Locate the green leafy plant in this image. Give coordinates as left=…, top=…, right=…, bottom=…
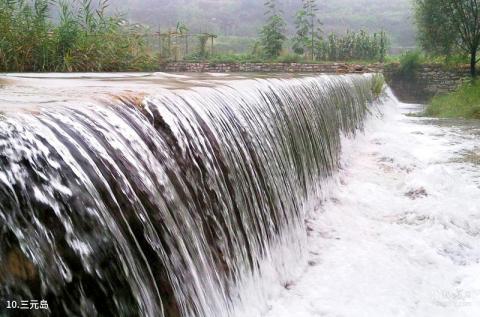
left=398, top=50, right=423, bottom=78
left=292, top=0, right=322, bottom=60
left=260, top=0, right=286, bottom=58
left=398, top=51, right=422, bottom=78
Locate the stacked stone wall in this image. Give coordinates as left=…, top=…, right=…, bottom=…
left=161, top=61, right=471, bottom=103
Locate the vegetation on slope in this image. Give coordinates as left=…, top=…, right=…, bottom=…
left=113, top=0, right=414, bottom=49
left=425, top=80, right=480, bottom=119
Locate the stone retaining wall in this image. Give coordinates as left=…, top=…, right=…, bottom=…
left=161, top=62, right=471, bottom=103
left=384, top=64, right=470, bottom=103
left=162, top=62, right=384, bottom=74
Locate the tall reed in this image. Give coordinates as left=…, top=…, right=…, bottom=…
left=0, top=0, right=156, bottom=72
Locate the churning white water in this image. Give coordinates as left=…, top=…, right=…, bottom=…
left=265, top=90, right=480, bottom=317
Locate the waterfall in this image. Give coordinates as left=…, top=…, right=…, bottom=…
left=0, top=74, right=378, bottom=317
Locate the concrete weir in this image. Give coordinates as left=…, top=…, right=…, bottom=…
left=0, top=73, right=378, bottom=317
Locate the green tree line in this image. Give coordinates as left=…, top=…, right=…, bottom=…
left=260, top=0, right=389, bottom=62
left=415, top=0, right=479, bottom=77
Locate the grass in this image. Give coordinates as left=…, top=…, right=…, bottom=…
left=385, top=51, right=471, bottom=75
left=371, top=74, right=386, bottom=99
left=185, top=52, right=387, bottom=65
left=424, top=80, right=480, bottom=119
left=0, top=0, right=156, bottom=72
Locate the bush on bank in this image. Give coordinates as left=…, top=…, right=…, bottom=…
left=385, top=50, right=473, bottom=78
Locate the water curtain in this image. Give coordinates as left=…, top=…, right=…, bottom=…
left=0, top=74, right=377, bottom=316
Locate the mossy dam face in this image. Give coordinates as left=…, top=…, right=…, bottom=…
left=0, top=73, right=380, bottom=317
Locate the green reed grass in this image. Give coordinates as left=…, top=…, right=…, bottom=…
left=0, top=0, right=156, bottom=72
left=371, top=73, right=385, bottom=99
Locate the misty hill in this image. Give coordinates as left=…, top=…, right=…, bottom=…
left=113, top=0, right=415, bottom=47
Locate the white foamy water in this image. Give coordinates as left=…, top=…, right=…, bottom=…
left=265, top=91, right=480, bottom=317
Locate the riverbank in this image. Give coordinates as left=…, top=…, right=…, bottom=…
left=425, top=80, right=480, bottom=120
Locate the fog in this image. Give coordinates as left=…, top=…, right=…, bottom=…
left=109, top=0, right=415, bottom=47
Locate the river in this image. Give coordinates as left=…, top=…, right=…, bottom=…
left=0, top=74, right=479, bottom=317
left=266, top=91, right=480, bottom=317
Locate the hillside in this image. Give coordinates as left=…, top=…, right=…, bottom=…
left=113, top=0, right=415, bottom=48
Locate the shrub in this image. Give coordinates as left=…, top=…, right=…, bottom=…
left=276, top=54, right=302, bottom=63
left=398, top=50, right=423, bottom=78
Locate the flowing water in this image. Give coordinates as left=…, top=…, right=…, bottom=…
left=1, top=73, right=478, bottom=317
left=0, top=73, right=377, bottom=317
left=265, top=94, right=480, bottom=317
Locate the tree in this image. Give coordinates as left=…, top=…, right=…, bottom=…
left=415, top=0, right=480, bottom=77
left=293, top=0, right=322, bottom=60
left=292, top=8, right=309, bottom=56
left=415, top=0, right=457, bottom=57
left=260, top=0, right=286, bottom=58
